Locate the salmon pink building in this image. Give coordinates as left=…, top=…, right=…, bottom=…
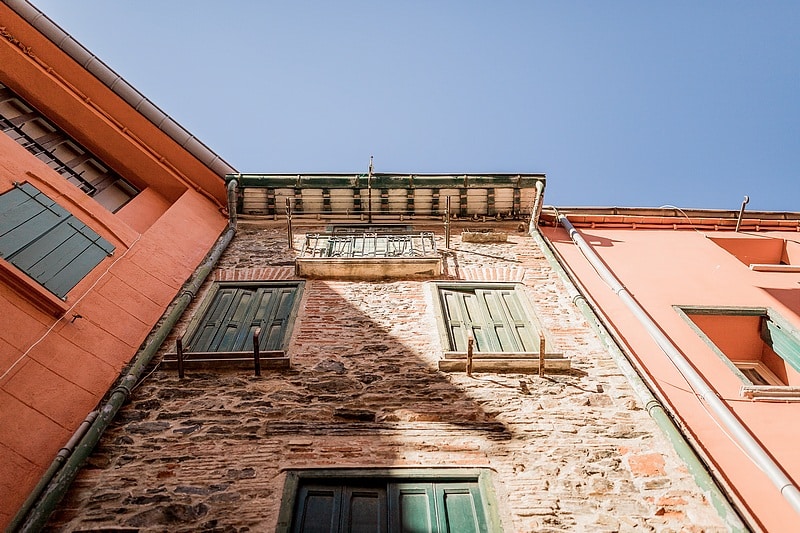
left=0, top=0, right=233, bottom=527
left=541, top=207, right=800, bottom=532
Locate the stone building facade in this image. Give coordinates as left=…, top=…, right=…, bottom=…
left=48, top=220, right=731, bottom=531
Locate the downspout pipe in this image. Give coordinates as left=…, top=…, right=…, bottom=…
left=14, top=181, right=239, bottom=532
left=557, top=213, right=800, bottom=518
left=529, top=225, right=747, bottom=531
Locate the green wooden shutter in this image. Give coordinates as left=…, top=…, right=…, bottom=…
left=389, top=482, right=437, bottom=533
left=434, top=482, right=488, bottom=533
left=486, top=288, right=538, bottom=352
left=440, top=286, right=538, bottom=353
left=291, top=483, right=387, bottom=533
left=388, top=481, right=489, bottom=533
left=762, top=317, right=800, bottom=373
left=186, top=284, right=298, bottom=352
left=341, top=486, right=387, bottom=533
left=441, top=288, right=476, bottom=351
left=292, top=484, right=342, bottom=533
left=0, top=183, right=115, bottom=298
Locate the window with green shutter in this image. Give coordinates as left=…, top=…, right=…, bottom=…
left=677, top=306, right=800, bottom=399
left=0, top=182, right=115, bottom=299
left=184, top=281, right=303, bottom=353
left=432, top=282, right=569, bottom=373
left=439, top=286, right=538, bottom=353
left=279, top=469, right=500, bottom=533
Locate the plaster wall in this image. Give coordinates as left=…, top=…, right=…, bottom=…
left=0, top=134, right=227, bottom=526
left=544, top=225, right=800, bottom=531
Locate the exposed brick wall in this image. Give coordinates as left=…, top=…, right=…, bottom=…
left=48, top=221, right=728, bottom=531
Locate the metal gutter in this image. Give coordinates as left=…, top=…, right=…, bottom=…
left=12, top=180, right=240, bottom=532
left=2, top=0, right=236, bottom=178
left=530, top=224, right=748, bottom=531
left=556, top=212, right=800, bottom=519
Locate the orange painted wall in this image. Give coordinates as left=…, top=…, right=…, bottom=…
left=544, top=225, right=800, bottom=531
left=0, top=3, right=226, bottom=208
left=0, top=140, right=227, bottom=527
left=0, top=10, right=231, bottom=521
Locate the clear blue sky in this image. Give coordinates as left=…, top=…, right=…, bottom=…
left=31, top=1, right=800, bottom=211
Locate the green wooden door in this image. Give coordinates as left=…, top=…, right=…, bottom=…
left=292, top=483, right=387, bottom=533
left=292, top=479, right=489, bottom=533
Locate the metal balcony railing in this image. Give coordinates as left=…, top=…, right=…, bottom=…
left=301, top=232, right=438, bottom=258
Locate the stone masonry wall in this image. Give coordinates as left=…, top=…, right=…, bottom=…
left=47, top=221, right=729, bottom=532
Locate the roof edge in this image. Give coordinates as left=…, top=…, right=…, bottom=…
left=541, top=205, right=800, bottom=230
left=3, top=0, right=237, bottom=178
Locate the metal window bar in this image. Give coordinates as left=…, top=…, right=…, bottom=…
left=302, top=232, right=437, bottom=258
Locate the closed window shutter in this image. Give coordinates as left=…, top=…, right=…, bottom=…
left=291, top=479, right=488, bottom=533
left=341, top=486, right=387, bottom=533
left=441, top=287, right=539, bottom=353
left=187, top=284, right=299, bottom=352
left=292, top=483, right=387, bottom=533
left=0, top=183, right=114, bottom=298
left=434, top=482, right=488, bottom=533
left=292, top=484, right=342, bottom=533
left=389, top=483, right=437, bottom=532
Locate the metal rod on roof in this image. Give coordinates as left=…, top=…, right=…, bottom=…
left=286, top=198, right=293, bottom=250
left=368, top=156, right=374, bottom=224
left=735, top=195, right=750, bottom=232
left=445, top=196, right=451, bottom=249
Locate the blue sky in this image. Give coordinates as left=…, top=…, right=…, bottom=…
left=31, top=1, right=800, bottom=211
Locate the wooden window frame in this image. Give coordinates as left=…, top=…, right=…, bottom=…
left=275, top=467, right=503, bottom=533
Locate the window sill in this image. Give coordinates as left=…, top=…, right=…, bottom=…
left=0, top=259, right=69, bottom=316
left=740, top=385, right=800, bottom=401
left=749, top=264, right=800, bottom=272
left=161, top=350, right=289, bottom=371
left=440, top=351, right=570, bottom=373
left=296, top=257, right=442, bottom=280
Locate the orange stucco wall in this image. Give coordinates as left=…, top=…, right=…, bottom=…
left=0, top=139, right=227, bottom=527
left=0, top=3, right=226, bottom=208
left=544, top=225, right=800, bottom=531
left=0, top=9, right=230, bottom=522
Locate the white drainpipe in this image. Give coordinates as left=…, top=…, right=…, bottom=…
left=558, top=213, right=800, bottom=517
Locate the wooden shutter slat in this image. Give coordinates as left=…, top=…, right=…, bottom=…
left=341, top=486, right=387, bottom=533
left=435, top=482, right=488, bottom=533
left=40, top=238, right=107, bottom=298
left=389, top=483, right=436, bottom=533
left=763, top=318, right=800, bottom=373
left=292, top=484, right=342, bottom=533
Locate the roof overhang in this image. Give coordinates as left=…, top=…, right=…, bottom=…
left=541, top=206, right=800, bottom=232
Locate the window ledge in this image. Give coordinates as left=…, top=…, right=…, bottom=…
left=440, top=352, right=570, bottom=373
left=740, top=385, right=800, bottom=401
left=162, top=350, right=289, bottom=371
left=749, top=264, right=800, bottom=272
left=296, top=257, right=442, bottom=280
left=0, top=259, right=69, bottom=316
